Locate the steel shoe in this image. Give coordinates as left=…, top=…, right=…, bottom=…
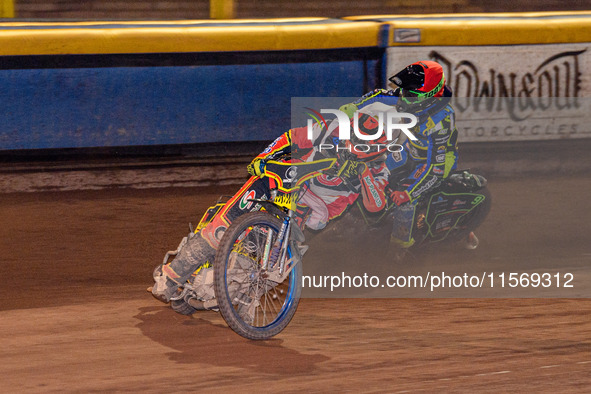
left=151, top=273, right=180, bottom=303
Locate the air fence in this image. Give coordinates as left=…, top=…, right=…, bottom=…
left=0, top=12, right=590, bottom=189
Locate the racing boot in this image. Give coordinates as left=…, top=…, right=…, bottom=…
left=151, top=265, right=182, bottom=303
left=152, top=232, right=217, bottom=303
left=389, top=235, right=414, bottom=262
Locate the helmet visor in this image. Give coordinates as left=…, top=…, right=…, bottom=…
left=389, top=64, right=425, bottom=90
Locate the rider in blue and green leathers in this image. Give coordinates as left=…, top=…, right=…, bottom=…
left=341, top=60, right=460, bottom=248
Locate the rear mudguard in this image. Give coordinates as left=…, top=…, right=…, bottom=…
left=412, top=170, right=491, bottom=246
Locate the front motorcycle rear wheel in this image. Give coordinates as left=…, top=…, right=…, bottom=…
left=213, top=212, right=302, bottom=340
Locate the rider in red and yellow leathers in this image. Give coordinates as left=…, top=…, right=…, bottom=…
left=152, top=117, right=390, bottom=303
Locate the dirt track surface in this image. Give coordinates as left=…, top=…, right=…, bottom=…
left=1, top=175, right=591, bottom=392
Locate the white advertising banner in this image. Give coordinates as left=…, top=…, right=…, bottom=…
left=387, top=43, right=591, bottom=142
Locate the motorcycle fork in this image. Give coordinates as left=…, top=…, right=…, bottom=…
left=261, top=216, right=290, bottom=274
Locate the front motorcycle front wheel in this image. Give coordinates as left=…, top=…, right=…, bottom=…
left=213, top=211, right=302, bottom=340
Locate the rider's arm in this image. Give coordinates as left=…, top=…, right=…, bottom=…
left=404, top=111, right=457, bottom=201
left=253, top=130, right=292, bottom=162
left=247, top=130, right=293, bottom=177
left=443, top=114, right=459, bottom=178
left=355, top=89, right=399, bottom=110
left=253, top=125, right=318, bottom=163
left=340, top=89, right=400, bottom=116
left=247, top=126, right=319, bottom=176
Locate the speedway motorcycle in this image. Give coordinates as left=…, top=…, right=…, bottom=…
left=157, top=159, right=336, bottom=340
left=155, top=156, right=491, bottom=340
left=349, top=169, right=491, bottom=251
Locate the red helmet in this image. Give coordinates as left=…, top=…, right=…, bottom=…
left=389, top=61, right=446, bottom=109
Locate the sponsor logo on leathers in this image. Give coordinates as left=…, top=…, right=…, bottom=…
left=411, top=176, right=438, bottom=199
left=363, top=175, right=384, bottom=208
left=239, top=190, right=256, bottom=210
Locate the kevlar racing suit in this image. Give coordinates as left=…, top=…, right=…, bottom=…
left=288, top=122, right=390, bottom=230
left=348, top=87, right=459, bottom=247
left=153, top=121, right=389, bottom=303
